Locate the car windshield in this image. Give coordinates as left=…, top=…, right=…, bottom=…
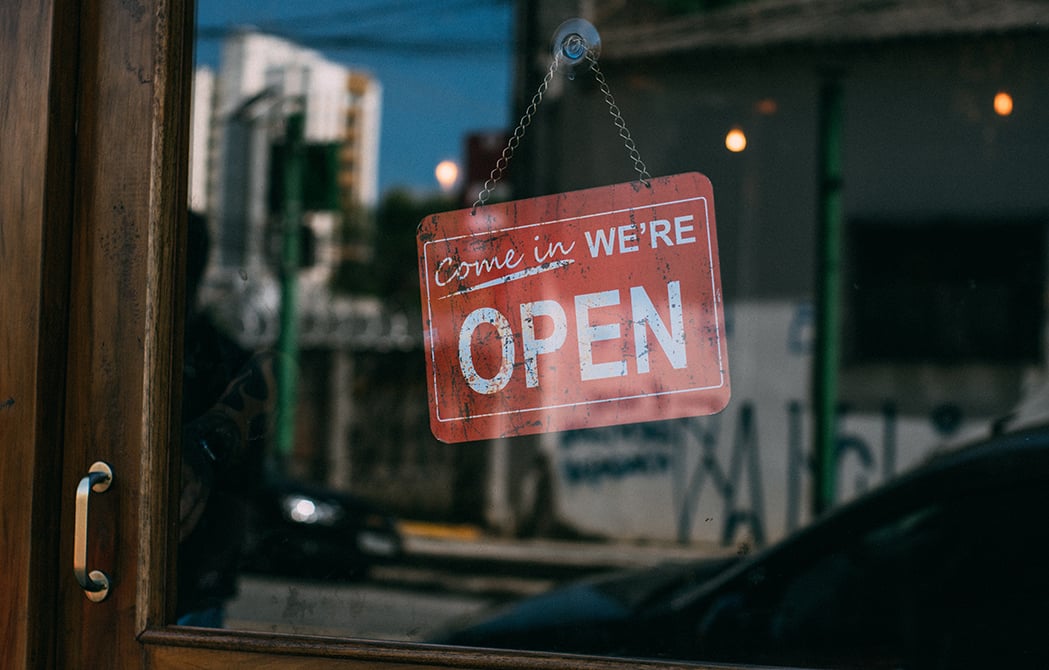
left=177, top=0, right=1049, bottom=666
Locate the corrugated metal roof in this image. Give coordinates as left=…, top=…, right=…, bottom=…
left=600, top=0, right=1049, bottom=59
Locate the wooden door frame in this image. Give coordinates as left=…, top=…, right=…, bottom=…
left=3, top=0, right=734, bottom=667
left=53, top=0, right=192, bottom=664
left=1, top=0, right=192, bottom=664
left=1, top=0, right=79, bottom=666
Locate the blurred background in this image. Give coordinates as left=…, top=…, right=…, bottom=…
left=183, top=0, right=1049, bottom=648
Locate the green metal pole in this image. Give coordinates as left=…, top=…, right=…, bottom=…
left=276, top=110, right=305, bottom=462
left=813, top=77, right=844, bottom=517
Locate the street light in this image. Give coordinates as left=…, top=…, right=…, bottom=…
left=725, top=127, right=747, bottom=153
left=994, top=91, right=1014, bottom=116
left=435, top=159, right=460, bottom=192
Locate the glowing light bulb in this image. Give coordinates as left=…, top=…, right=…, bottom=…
left=725, top=128, right=747, bottom=153
left=994, top=91, right=1013, bottom=116
left=435, top=160, right=460, bottom=191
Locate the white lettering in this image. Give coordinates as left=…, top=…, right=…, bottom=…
left=584, top=228, right=616, bottom=257
left=632, top=281, right=687, bottom=373
left=575, top=290, right=627, bottom=381
left=534, top=237, right=577, bottom=263
left=674, top=215, right=696, bottom=245
left=520, top=300, right=568, bottom=388
left=618, top=224, right=639, bottom=253
left=649, top=219, right=672, bottom=248
left=435, top=249, right=523, bottom=287
left=586, top=216, right=698, bottom=257
left=456, top=281, right=690, bottom=393
left=458, top=308, right=515, bottom=394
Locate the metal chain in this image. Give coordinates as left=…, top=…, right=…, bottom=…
left=472, top=56, right=561, bottom=212
left=471, top=44, right=653, bottom=212
left=587, top=51, right=652, bottom=187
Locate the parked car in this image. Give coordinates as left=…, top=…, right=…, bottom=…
left=435, top=424, right=1049, bottom=668
left=240, top=477, right=403, bottom=579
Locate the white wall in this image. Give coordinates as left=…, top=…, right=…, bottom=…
left=188, top=67, right=214, bottom=213
left=542, top=300, right=993, bottom=546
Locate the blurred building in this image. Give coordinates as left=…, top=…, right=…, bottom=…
left=187, top=3, right=1049, bottom=543
left=187, top=30, right=423, bottom=491
left=188, top=29, right=397, bottom=347
left=188, top=67, right=215, bottom=214
left=462, top=131, right=512, bottom=207
left=490, top=0, right=1049, bottom=544
left=342, top=72, right=382, bottom=209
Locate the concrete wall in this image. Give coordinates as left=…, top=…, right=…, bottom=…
left=504, top=24, right=1049, bottom=545
left=247, top=25, right=1049, bottom=548
left=538, top=300, right=987, bottom=546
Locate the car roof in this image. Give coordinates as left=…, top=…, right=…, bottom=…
left=665, top=422, right=1049, bottom=612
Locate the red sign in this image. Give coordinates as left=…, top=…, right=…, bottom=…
left=418, top=172, right=729, bottom=443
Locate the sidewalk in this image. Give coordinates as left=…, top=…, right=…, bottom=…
left=397, top=521, right=733, bottom=581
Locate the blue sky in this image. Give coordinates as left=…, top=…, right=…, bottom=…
left=195, top=0, right=515, bottom=197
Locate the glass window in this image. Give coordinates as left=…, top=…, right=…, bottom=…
left=847, top=219, right=1045, bottom=364
left=176, top=1, right=1049, bottom=666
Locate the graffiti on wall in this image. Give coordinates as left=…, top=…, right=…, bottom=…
left=548, top=302, right=977, bottom=546
left=555, top=400, right=917, bottom=547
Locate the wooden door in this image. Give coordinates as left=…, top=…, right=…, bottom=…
left=0, top=0, right=193, bottom=665
left=0, top=0, right=76, bottom=666
left=2, top=0, right=720, bottom=667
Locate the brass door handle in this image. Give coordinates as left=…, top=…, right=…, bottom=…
left=74, top=461, right=113, bottom=602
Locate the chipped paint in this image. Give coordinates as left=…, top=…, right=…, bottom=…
left=418, top=173, right=730, bottom=443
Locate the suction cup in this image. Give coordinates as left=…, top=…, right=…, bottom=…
left=552, top=18, right=601, bottom=76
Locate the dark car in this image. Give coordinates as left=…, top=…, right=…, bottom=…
left=435, top=425, right=1049, bottom=668
left=240, top=477, right=403, bottom=579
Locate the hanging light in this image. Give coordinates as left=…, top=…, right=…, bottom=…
left=994, top=91, right=1014, bottom=117
left=725, top=127, right=747, bottom=153
left=435, top=159, right=460, bottom=191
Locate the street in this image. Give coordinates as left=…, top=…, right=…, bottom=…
left=223, top=531, right=725, bottom=641
left=225, top=560, right=560, bottom=641
left=226, top=573, right=495, bottom=641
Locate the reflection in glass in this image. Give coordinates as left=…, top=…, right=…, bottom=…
left=994, top=90, right=1014, bottom=116
left=178, top=1, right=1049, bottom=666
left=725, top=127, right=747, bottom=153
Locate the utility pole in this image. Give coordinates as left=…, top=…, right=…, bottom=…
left=275, top=108, right=305, bottom=464
left=813, top=76, right=844, bottom=517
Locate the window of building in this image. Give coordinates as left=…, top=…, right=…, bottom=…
left=846, top=219, right=1046, bottom=365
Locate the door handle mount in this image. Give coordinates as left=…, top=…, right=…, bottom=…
left=74, top=461, right=113, bottom=602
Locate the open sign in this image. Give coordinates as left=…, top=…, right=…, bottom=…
left=418, top=173, right=729, bottom=443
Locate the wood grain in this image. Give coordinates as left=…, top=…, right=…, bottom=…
left=56, top=0, right=192, bottom=665
left=140, top=628, right=717, bottom=670
left=0, top=0, right=78, bottom=667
